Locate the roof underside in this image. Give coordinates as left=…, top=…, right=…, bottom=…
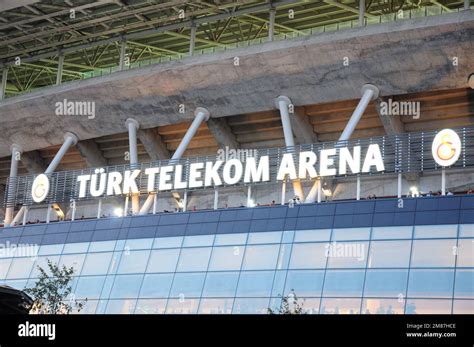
left=0, top=0, right=466, bottom=96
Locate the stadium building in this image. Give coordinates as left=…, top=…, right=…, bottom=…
left=0, top=0, right=473, bottom=314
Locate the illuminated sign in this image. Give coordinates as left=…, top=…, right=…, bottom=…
left=431, top=129, right=461, bottom=167
left=31, top=174, right=50, bottom=203
left=73, top=144, right=385, bottom=199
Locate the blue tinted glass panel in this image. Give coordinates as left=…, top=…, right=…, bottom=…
left=117, top=250, right=150, bottom=274
left=182, top=235, right=214, bottom=247
left=414, top=225, right=458, bottom=239
left=284, top=270, right=324, bottom=297
left=58, top=253, right=86, bottom=274
left=323, top=270, right=365, bottom=297
left=139, top=274, right=174, bottom=298
left=407, top=269, right=455, bottom=298
left=169, top=273, right=206, bottom=298
left=247, top=232, right=282, bottom=244
left=82, top=252, right=113, bottom=275
left=201, top=272, right=239, bottom=297
left=320, top=298, right=361, bottom=314
left=459, top=224, right=474, bottom=238
left=232, top=298, right=270, bottom=314
left=236, top=271, right=274, bottom=297
left=332, top=228, right=370, bottom=241
left=146, top=249, right=180, bottom=273
left=166, top=298, right=199, bottom=314
left=89, top=241, right=116, bottom=252
left=242, top=245, right=279, bottom=270
left=361, top=298, right=405, bottom=314
left=452, top=299, right=474, bottom=314
left=176, top=248, right=212, bottom=272
left=109, top=274, right=143, bottom=299
left=6, top=257, right=34, bottom=279
left=198, top=298, right=234, bottom=314
left=105, top=299, right=136, bottom=314
left=457, top=239, right=474, bottom=267
left=411, top=239, right=456, bottom=267
left=214, top=233, right=247, bottom=246
left=208, top=246, right=244, bottom=271
left=405, top=299, right=452, bottom=314
left=135, top=299, right=168, bottom=314
left=368, top=240, right=411, bottom=268
left=62, top=242, right=89, bottom=254
left=294, top=229, right=331, bottom=242
left=289, top=243, right=327, bottom=269
left=454, top=270, right=474, bottom=298
left=152, top=237, right=183, bottom=249
left=364, top=270, right=408, bottom=297
left=75, top=276, right=106, bottom=299
left=371, top=226, right=413, bottom=240
left=326, top=241, right=369, bottom=268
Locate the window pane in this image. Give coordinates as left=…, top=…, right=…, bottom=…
left=411, top=239, right=456, bottom=267
left=454, top=270, right=474, bottom=299
left=320, top=298, right=361, bottom=314
left=332, top=228, right=370, bottom=241
left=146, top=249, right=180, bottom=273
left=372, top=226, right=413, bottom=240
left=152, top=237, right=183, bottom=249
left=105, top=299, right=136, bottom=314
left=276, top=244, right=292, bottom=270
left=0, top=258, right=12, bottom=278
left=135, top=299, right=167, bottom=314
left=362, top=298, right=405, bottom=314
left=123, top=239, right=153, bottom=250
left=82, top=252, right=114, bottom=275
left=198, top=298, right=234, bottom=314
left=405, top=299, right=452, bottom=314
left=166, top=298, right=199, bottom=314
left=232, top=298, right=270, bottom=314
left=247, top=232, right=282, bottom=244
left=457, top=239, right=474, bottom=267
left=62, top=242, right=89, bottom=254
left=75, top=276, right=106, bottom=299
left=89, top=241, right=116, bottom=252
left=59, top=253, right=86, bottom=274
left=38, top=244, right=64, bottom=255
left=117, top=250, right=150, bottom=274
left=6, top=257, right=34, bottom=279
left=139, top=274, right=173, bottom=298
left=453, top=300, right=474, bottom=314
left=294, top=229, right=331, bottom=242
left=30, top=256, right=60, bottom=277
left=208, top=246, right=244, bottom=271
left=289, top=243, right=328, bottom=269
left=407, top=269, right=454, bottom=298
left=323, top=270, right=365, bottom=297
left=284, top=270, right=324, bottom=297
left=77, top=300, right=98, bottom=314
left=242, top=245, right=279, bottom=270
left=459, top=224, right=474, bottom=238
left=414, top=225, right=457, bottom=239
left=176, top=248, right=212, bottom=272
left=169, top=273, right=206, bottom=298
left=282, top=230, right=295, bottom=243
left=214, top=233, right=247, bottom=246
left=236, top=271, right=274, bottom=297
left=109, top=274, right=143, bottom=299
left=368, top=240, right=411, bottom=268
left=364, top=270, right=408, bottom=297
left=182, top=235, right=214, bottom=247
left=201, top=272, right=239, bottom=297
left=326, top=241, right=368, bottom=268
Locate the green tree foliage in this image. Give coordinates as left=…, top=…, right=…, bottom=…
left=268, top=291, right=305, bottom=315
left=25, top=259, right=87, bottom=314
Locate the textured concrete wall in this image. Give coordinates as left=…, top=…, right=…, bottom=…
left=0, top=11, right=472, bottom=157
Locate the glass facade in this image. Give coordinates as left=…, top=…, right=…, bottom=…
left=0, top=197, right=473, bottom=314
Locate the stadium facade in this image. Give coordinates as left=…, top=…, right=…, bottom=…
left=0, top=1, right=473, bottom=314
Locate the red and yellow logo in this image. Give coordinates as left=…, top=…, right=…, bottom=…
left=432, top=129, right=461, bottom=167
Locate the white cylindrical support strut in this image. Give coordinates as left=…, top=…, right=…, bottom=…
left=46, top=204, right=52, bottom=223
left=247, top=186, right=252, bottom=207
left=183, top=191, right=188, bottom=212
left=97, top=199, right=102, bottom=219
left=281, top=177, right=286, bottom=205
left=126, top=118, right=140, bottom=214
left=12, top=133, right=78, bottom=225
left=397, top=173, right=402, bottom=198
left=173, top=107, right=210, bottom=160
left=441, top=168, right=446, bottom=196
left=305, top=178, right=321, bottom=204
left=339, top=84, right=379, bottom=142
left=46, top=132, right=78, bottom=174
left=214, top=189, right=219, bottom=210
left=189, top=22, right=197, bottom=56
left=139, top=108, right=210, bottom=215
left=4, top=144, right=22, bottom=226
left=275, top=96, right=305, bottom=200
left=359, top=0, right=365, bottom=27
left=356, top=175, right=361, bottom=200
left=119, top=38, right=127, bottom=71
left=56, top=52, right=64, bottom=85
left=268, top=8, right=276, bottom=41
